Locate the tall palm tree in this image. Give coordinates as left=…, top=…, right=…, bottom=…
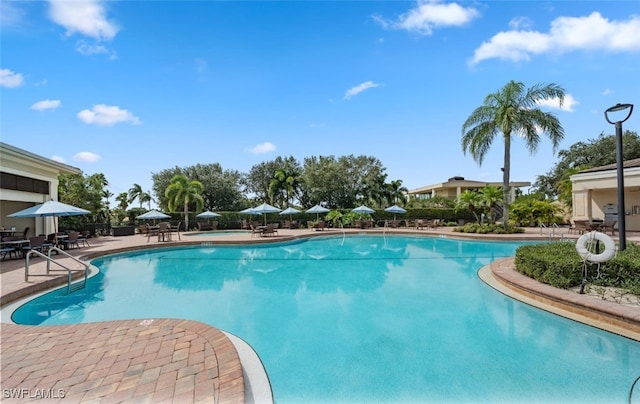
left=461, top=80, right=566, bottom=227
left=140, top=191, right=154, bottom=209
left=165, top=174, right=204, bottom=231
left=385, top=179, right=408, bottom=206
left=128, top=183, right=144, bottom=208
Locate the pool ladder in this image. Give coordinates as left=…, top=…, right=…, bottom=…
left=25, top=247, right=89, bottom=294
left=539, top=223, right=565, bottom=241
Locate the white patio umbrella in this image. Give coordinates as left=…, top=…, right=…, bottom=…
left=279, top=207, right=301, bottom=222
left=384, top=205, right=407, bottom=221
left=136, top=210, right=171, bottom=220
left=251, top=203, right=282, bottom=225
left=196, top=210, right=221, bottom=223
left=306, top=204, right=330, bottom=221
left=352, top=205, right=375, bottom=215
left=7, top=199, right=91, bottom=242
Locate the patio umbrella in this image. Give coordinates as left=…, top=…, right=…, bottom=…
left=196, top=210, right=221, bottom=223
left=136, top=210, right=171, bottom=220
left=279, top=207, right=301, bottom=222
left=306, top=204, right=330, bottom=221
left=251, top=203, right=282, bottom=225
left=7, top=199, right=91, bottom=242
left=384, top=205, right=407, bottom=220
left=352, top=205, right=375, bottom=215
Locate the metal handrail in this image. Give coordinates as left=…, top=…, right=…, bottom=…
left=25, top=247, right=89, bottom=294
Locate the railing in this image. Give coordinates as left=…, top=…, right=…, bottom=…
left=539, top=223, right=563, bottom=241
left=25, top=247, right=90, bottom=294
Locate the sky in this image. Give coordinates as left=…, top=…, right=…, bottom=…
left=1, top=0, right=639, bottom=206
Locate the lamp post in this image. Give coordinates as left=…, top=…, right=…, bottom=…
left=604, top=103, right=634, bottom=251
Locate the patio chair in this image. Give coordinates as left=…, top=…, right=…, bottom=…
left=22, top=236, right=52, bottom=256
left=602, top=220, right=617, bottom=236
left=61, top=231, right=80, bottom=250
left=251, top=223, right=264, bottom=237
left=77, top=231, right=90, bottom=247
left=260, top=224, right=276, bottom=237
left=158, top=222, right=172, bottom=242
left=172, top=221, right=182, bottom=240
left=571, top=220, right=589, bottom=234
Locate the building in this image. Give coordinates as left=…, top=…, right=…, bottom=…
left=0, top=142, right=82, bottom=236
left=407, top=176, right=531, bottom=202
left=571, top=158, right=640, bottom=232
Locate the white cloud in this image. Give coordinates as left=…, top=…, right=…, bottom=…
left=508, top=17, right=533, bottom=30
left=1, top=1, right=26, bottom=28
left=51, top=155, right=66, bottom=163
left=373, top=0, right=479, bottom=35
left=77, top=104, right=141, bottom=126
left=48, top=0, right=119, bottom=41
left=471, top=12, right=640, bottom=65
left=249, top=142, right=276, bottom=154
left=344, top=81, right=380, bottom=100
left=0, top=69, right=24, bottom=88
left=602, top=88, right=614, bottom=96
left=73, top=151, right=102, bottom=162
left=536, top=94, right=579, bottom=112
left=31, top=99, right=61, bottom=111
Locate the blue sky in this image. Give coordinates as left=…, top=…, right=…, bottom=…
left=2, top=0, right=639, bottom=203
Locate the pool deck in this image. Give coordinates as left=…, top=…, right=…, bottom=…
left=1, top=226, right=639, bottom=403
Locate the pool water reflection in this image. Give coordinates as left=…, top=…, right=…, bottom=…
left=12, top=235, right=640, bottom=403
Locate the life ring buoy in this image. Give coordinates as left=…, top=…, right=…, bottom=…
left=576, top=231, right=617, bottom=263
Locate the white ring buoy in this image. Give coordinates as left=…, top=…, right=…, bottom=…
left=576, top=231, right=617, bottom=263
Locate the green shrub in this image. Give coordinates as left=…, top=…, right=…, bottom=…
left=515, top=242, right=640, bottom=293
left=453, top=223, right=525, bottom=234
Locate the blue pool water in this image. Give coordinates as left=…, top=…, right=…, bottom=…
left=12, top=235, right=640, bottom=403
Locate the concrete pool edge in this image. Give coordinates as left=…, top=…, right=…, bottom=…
left=480, top=258, right=640, bottom=341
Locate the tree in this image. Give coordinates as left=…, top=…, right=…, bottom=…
left=458, top=190, right=483, bottom=222
left=152, top=164, right=245, bottom=211
left=165, top=174, right=204, bottom=231
left=128, top=183, right=144, bottom=208
left=384, top=179, right=408, bottom=207
left=115, top=192, right=129, bottom=210
left=58, top=173, right=109, bottom=228
left=533, top=130, right=640, bottom=199
left=462, top=80, right=566, bottom=227
left=269, top=165, right=302, bottom=207
left=479, top=185, right=504, bottom=223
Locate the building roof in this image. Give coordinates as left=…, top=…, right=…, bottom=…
left=0, top=142, right=81, bottom=175
left=577, top=158, right=640, bottom=174
left=408, top=176, right=531, bottom=194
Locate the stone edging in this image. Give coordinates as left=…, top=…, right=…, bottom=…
left=486, top=257, right=640, bottom=340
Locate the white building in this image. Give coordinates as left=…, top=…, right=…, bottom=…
left=571, top=158, right=640, bottom=232
left=1, top=142, right=82, bottom=237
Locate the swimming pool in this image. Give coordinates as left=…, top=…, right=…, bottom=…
left=11, top=235, right=640, bottom=403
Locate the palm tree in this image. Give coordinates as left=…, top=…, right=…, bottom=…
left=461, top=80, right=566, bottom=227
left=115, top=192, right=129, bottom=210
left=140, top=191, right=154, bottom=209
left=128, top=183, right=144, bottom=208
left=269, top=168, right=301, bottom=207
left=165, top=174, right=204, bottom=231
left=458, top=190, right=483, bottom=222
left=479, top=185, right=504, bottom=223
left=385, top=179, right=408, bottom=206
